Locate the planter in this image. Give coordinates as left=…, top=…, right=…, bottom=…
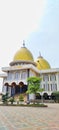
left=29, top=94, right=35, bottom=101
left=19, top=101, right=24, bottom=104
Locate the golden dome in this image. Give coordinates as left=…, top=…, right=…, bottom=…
left=13, top=42, right=34, bottom=61
left=36, top=54, right=51, bottom=70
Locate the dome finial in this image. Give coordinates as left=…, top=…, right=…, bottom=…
left=39, top=51, right=41, bottom=57
left=38, top=51, right=43, bottom=58
left=23, top=40, right=25, bottom=47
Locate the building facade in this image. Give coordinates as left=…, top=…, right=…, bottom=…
left=0, top=42, right=59, bottom=99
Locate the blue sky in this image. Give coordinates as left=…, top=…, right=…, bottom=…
left=0, top=0, right=59, bottom=91
left=26, top=0, right=59, bottom=68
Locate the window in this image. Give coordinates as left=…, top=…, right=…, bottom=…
left=14, top=72, right=20, bottom=79
left=43, top=84, right=45, bottom=90
left=7, top=72, right=12, bottom=80
left=21, top=71, right=27, bottom=79
left=51, top=84, right=53, bottom=91
left=50, top=74, right=56, bottom=81
left=48, top=84, right=50, bottom=91
left=50, top=83, right=57, bottom=91
left=43, top=84, right=50, bottom=91
left=55, top=84, right=57, bottom=91
left=43, top=75, right=49, bottom=81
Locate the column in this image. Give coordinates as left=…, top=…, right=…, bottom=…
left=11, top=86, right=15, bottom=96
left=2, top=85, right=7, bottom=95
left=8, top=87, right=11, bottom=97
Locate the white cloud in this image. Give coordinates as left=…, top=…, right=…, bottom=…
left=0, top=0, right=47, bottom=40
left=0, top=0, right=47, bottom=91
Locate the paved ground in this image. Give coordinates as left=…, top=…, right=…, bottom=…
left=0, top=103, right=59, bottom=130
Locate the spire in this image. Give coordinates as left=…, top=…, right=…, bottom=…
left=39, top=51, right=41, bottom=57
left=23, top=40, right=25, bottom=47
left=38, top=51, right=43, bottom=58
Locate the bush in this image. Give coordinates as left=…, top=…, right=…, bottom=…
left=51, top=91, right=59, bottom=103
left=19, top=94, right=24, bottom=102
left=2, top=92, right=9, bottom=104
left=9, top=97, right=15, bottom=104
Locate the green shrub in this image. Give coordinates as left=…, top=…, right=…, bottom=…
left=19, top=94, right=24, bottom=102
left=9, top=97, right=15, bottom=104
left=51, top=91, right=59, bottom=103
left=2, top=92, right=9, bottom=104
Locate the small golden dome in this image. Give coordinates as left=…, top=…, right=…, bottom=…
left=13, top=42, right=34, bottom=61
left=36, top=54, right=51, bottom=70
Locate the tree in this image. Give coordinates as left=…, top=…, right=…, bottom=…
left=27, top=77, right=41, bottom=94
left=26, top=76, right=43, bottom=101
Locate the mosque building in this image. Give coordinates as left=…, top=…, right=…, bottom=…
left=0, top=41, right=59, bottom=100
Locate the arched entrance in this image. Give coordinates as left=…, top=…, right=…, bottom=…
left=51, top=93, right=55, bottom=100
left=4, top=83, right=9, bottom=92
left=3, top=83, right=11, bottom=97
left=3, top=81, right=28, bottom=97
left=36, top=93, right=41, bottom=99
left=19, top=82, right=28, bottom=94
left=11, top=82, right=16, bottom=96
left=43, top=93, right=49, bottom=100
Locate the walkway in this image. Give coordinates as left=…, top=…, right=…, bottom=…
left=0, top=103, right=59, bottom=130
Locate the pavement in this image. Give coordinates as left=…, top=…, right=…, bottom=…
left=0, top=103, right=59, bottom=130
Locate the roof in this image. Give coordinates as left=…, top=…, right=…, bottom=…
left=13, top=43, right=34, bottom=61
left=36, top=55, right=51, bottom=70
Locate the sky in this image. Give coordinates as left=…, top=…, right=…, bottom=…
left=0, top=0, right=59, bottom=91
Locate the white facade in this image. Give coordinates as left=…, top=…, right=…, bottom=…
left=0, top=64, right=59, bottom=98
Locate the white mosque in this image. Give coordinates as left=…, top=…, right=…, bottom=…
left=0, top=41, right=59, bottom=99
